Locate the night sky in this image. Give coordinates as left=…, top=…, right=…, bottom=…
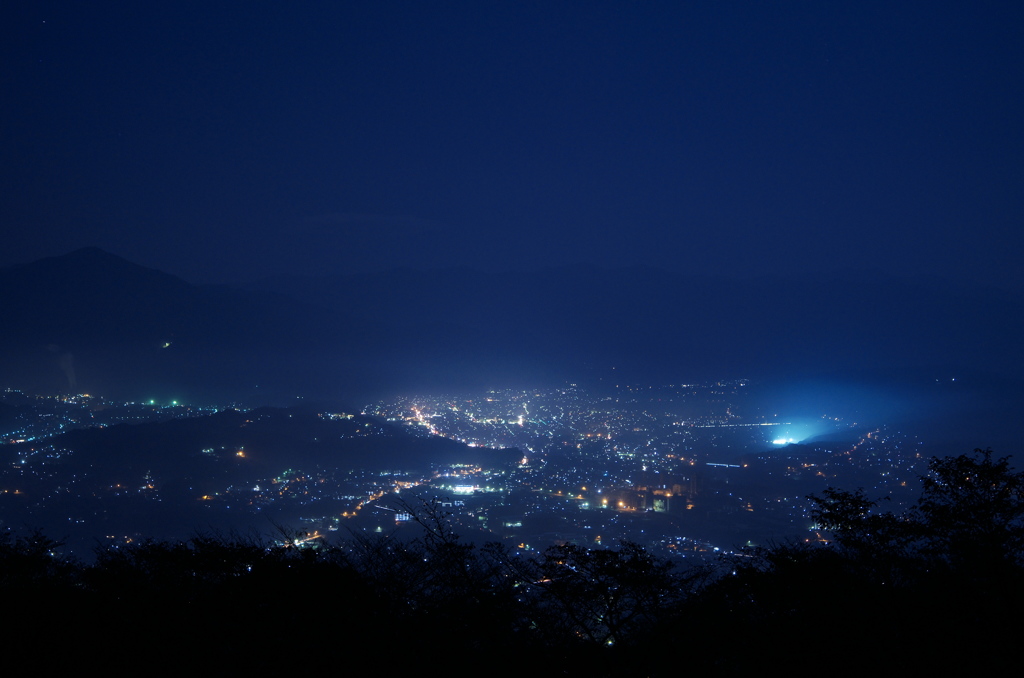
left=3, top=2, right=1023, bottom=289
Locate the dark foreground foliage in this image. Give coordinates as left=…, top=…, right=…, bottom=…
left=666, top=449, right=1024, bottom=673
left=5, top=450, right=1024, bottom=675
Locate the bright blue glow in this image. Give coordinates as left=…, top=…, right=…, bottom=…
left=765, top=418, right=837, bottom=446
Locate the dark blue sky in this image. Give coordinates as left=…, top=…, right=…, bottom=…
left=4, top=2, right=1023, bottom=287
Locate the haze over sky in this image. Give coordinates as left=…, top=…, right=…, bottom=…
left=3, top=2, right=1023, bottom=288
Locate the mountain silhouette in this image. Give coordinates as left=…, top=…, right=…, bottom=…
left=1, top=248, right=1022, bottom=403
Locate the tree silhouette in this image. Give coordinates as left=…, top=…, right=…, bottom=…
left=914, top=448, right=1024, bottom=572
left=809, top=448, right=1024, bottom=579
left=684, top=448, right=1024, bottom=673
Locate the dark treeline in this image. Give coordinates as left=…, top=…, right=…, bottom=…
left=7, top=449, right=1023, bottom=674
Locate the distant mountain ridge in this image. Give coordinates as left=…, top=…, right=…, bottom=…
left=0, top=248, right=360, bottom=400
left=1, top=248, right=1021, bottom=403
left=247, top=258, right=1024, bottom=381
